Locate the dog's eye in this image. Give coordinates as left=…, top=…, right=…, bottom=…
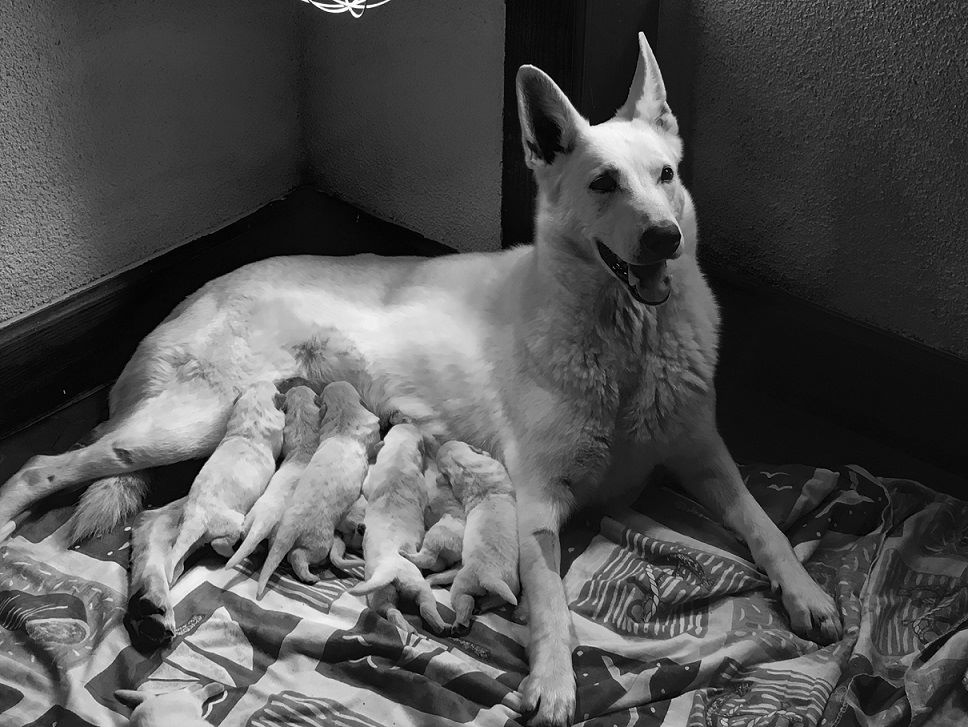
left=589, top=172, right=618, bottom=193
left=660, top=166, right=675, bottom=183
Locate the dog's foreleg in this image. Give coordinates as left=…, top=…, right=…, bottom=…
left=513, top=490, right=577, bottom=727
left=666, top=418, right=842, bottom=644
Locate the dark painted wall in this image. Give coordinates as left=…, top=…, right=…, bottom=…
left=659, top=1, right=968, bottom=359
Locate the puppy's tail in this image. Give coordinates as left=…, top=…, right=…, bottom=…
left=480, top=577, right=518, bottom=607
left=224, top=514, right=272, bottom=571
left=257, top=527, right=298, bottom=598
left=400, top=545, right=438, bottom=571
left=350, top=561, right=397, bottom=596
left=65, top=472, right=150, bottom=545
left=426, top=567, right=459, bottom=586
left=166, top=512, right=208, bottom=585
left=330, top=538, right=365, bottom=571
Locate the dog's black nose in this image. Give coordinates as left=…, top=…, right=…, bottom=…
left=640, top=223, right=681, bottom=260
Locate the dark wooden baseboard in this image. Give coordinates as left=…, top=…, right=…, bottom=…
left=0, top=187, right=452, bottom=437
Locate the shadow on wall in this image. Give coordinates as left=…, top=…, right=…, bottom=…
left=298, top=0, right=505, bottom=254
left=659, top=0, right=968, bottom=360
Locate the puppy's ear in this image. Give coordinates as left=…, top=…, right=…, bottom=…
left=114, top=689, right=148, bottom=709
left=273, top=392, right=286, bottom=411
left=614, top=32, right=678, bottom=133
left=516, top=65, right=584, bottom=170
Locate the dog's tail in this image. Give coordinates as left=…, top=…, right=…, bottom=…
left=165, top=511, right=208, bottom=585
left=257, top=527, right=299, bottom=598
left=224, top=513, right=272, bottom=571
left=65, top=472, right=150, bottom=545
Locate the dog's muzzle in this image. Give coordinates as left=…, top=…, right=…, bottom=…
left=596, top=240, right=676, bottom=306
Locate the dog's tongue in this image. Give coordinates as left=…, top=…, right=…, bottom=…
left=627, top=262, right=670, bottom=304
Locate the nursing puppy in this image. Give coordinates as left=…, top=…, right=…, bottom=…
left=115, top=682, right=225, bottom=727
left=350, top=423, right=447, bottom=633
left=429, top=441, right=519, bottom=631
left=224, top=385, right=319, bottom=589
left=330, top=494, right=367, bottom=570
left=165, top=381, right=283, bottom=582
left=257, top=382, right=380, bottom=591
left=401, top=462, right=465, bottom=573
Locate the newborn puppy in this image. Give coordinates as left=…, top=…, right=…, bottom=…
left=350, top=423, right=446, bottom=634
left=224, top=385, right=319, bottom=589
left=401, top=462, right=465, bottom=573
left=115, top=682, right=225, bottom=726
left=257, top=382, right=380, bottom=592
left=165, top=381, right=283, bottom=582
left=330, top=494, right=367, bottom=571
left=429, top=441, right=519, bottom=631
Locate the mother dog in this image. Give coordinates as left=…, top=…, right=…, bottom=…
left=0, top=35, right=840, bottom=726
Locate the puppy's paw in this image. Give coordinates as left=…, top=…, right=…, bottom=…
left=778, top=573, right=842, bottom=645
left=515, top=657, right=576, bottom=726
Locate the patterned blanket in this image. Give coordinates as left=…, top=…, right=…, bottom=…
left=1, top=463, right=966, bottom=726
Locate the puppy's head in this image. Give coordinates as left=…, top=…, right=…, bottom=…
left=516, top=32, right=695, bottom=306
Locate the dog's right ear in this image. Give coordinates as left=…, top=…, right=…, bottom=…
left=516, top=65, right=584, bottom=170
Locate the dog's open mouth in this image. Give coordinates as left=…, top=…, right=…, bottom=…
left=596, top=241, right=671, bottom=306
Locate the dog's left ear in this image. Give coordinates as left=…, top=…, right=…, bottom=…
left=516, top=65, right=584, bottom=170
left=615, top=32, right=678, bottom=134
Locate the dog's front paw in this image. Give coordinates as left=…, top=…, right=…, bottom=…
left=515, top=659, right=576, bottom=726
left=779, top=572, right=842, bottom=645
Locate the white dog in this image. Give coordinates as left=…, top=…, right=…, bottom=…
left=165, top=381, right=283, bottom=582
left=0, top=33, right=841, bottom=726
left=350, top=423, right=447, bottom=634
left=428, top=441, right=519, bottom=631
left=115, top=682, right=225, bottom=727
left=257, top=381, right=380, bottom=590
left=224, top=385, right=319, bottom=592
left=400, top=461, right=465, bottom=574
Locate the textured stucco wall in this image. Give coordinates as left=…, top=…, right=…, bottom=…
left=660, top=1, right=968, bottom=359
left=300, top=1, right=505, bottom=253
left=0, top=0, right=303, bottom=326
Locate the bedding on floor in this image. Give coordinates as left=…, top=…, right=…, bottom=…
left=1, top=463, right=967, bottom=726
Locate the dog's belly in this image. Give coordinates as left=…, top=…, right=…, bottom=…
left=144, top=252, right=522, bottom=448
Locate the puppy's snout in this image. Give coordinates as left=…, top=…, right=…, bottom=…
left=356, top=523, right=366, bottom=535
left=639, top=223, right=681, bottom=260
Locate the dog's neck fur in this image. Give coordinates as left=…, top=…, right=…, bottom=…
left=512, top=190, right=718, bottom=441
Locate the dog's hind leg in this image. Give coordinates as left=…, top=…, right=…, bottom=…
left=0, top=383, right=229, bottom=538
left=125, top=497, right=186, bottom=650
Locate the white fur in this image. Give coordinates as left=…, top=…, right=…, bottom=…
left=400, top=461, right=465, bottom=573
left=258, top=382, right=379, bottom=589
left=115, top=682, right=224, bottom=726
left=224, top=385, right=319, bottom=595
left=350, top=424, right=447, bottom=634
left=0, top=32, right=841, bottom=727
left=165, top=381, right=283, bottom=583
left=429, top=441, right=519, bottom=630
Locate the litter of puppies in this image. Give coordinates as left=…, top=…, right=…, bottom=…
left=153, top=378, right=520, bottom=637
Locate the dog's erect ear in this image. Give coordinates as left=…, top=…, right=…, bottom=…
left=516, top=65, right=583, bottom=169
left=615, top=32, right=677, bottom=133
left=114, top=689, right=148, bottom=708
